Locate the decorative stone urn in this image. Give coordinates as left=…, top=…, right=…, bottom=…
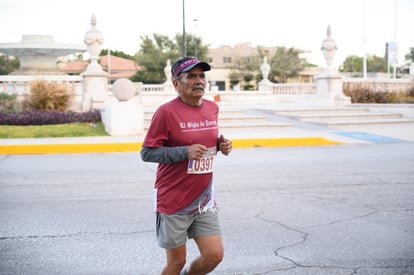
left=321, top=25, right=337, bottom=72
left=260, top=56, right=271, bottom=82
left=314, top=25, right=351, bottom=106
left=258, top=56, right=271, bottom=91
left=83, top=13, right=105, bottom=72
left=81, top=13, right=108, bottom=111
left=164, top=59, right=172, bottom=82
left=162, top=59, right=174, bottom=91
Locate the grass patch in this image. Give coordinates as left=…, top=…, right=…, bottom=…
left=0, top=122, right=108, bottom=138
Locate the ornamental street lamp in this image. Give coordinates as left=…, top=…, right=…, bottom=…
left=182, top=0, right=186, bottom=56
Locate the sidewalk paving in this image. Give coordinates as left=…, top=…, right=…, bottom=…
left=1, top=122, right=413, bottom=155
left=1, top=104, right=413, bottom=154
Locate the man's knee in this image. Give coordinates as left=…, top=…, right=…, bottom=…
left=164, top=258, right=186, bottom=274
left=205, top=249, right=224, bottom=269
left=172, top=257, right=186, bottom=268
left=165, top=246, right=187, bottom=273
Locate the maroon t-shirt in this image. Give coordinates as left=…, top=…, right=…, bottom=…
left=143, top=97, right=219, bottom=214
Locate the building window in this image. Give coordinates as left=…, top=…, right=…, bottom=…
left=223, top=57, right=232, bottom=63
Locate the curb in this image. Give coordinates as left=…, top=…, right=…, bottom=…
left=0, top=137, right=341, bottom=155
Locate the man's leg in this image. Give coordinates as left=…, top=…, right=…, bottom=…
left=162, top=244, right=187, bottom=275
left=185, top=234, right=223, bottom=274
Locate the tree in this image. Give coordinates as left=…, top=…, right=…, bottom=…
left=130, top=34, right=170, bottom=84
left=398, top=47, right=414, bottom=74
left=130, top=33, right=209, bottom=83
left=0, top=54, right=20, bottom=75
left=174, top=33, right=209, bottom=58
left=404, top=47, right=414, bottom=63
left=340, top=54, right=387, bottom=76
left=100, top=49, right=134, bottom=60
left=269, top=47, right=307, bottom=83
left=229, top=54, right=262, bottom=90
left=229, top=46, right=307, bottom=89
left=340, top=55, right=362, bottom=76
left=368, top=55, right=387, bottom=73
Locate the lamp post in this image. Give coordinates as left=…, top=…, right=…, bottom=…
left=193, top=18, right=198, bottom=58
left=182, top=0, right=186, bottom=56
left=393, top=0, right=398, bottom=79
left=362, top=0, right=367, bottom=78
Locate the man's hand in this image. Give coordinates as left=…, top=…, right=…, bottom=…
left=218, top=134, right=232, bottom=156
left=188, top=144, right=208, bottom=160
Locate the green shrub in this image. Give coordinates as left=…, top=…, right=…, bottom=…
left=243, top=84, right=255, bottom=91
left=0, top=93, right=21, bottom=112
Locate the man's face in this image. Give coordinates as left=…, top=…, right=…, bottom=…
left=174, top=66, right=206, bottom=104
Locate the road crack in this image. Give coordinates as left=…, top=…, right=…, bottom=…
left=0, top=229, right=154, bottom=241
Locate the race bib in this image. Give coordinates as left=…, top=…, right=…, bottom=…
left=187, top=147, right=217, bottom=174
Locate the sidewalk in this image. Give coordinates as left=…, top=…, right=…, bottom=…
left=1, top=121, right=413, bottom=154
left=2, top=103, right=414, bottom=154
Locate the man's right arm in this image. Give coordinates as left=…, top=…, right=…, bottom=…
left=140, top=146, right=188, bottom=164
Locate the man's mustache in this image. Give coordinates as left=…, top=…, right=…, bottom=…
left=192, top=85, right=204, bottom=91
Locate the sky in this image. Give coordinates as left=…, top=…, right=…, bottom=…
left=0, top=0, right=413, bottom=68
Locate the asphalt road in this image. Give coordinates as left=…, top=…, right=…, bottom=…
left=1, top=143, right=414, bottom=274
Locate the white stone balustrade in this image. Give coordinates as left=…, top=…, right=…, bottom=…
left=140, top=84, right=170, bottom=92
left=0, top=75, right=83, bottom=94
left=270, top=83, right=316, bottom=95
left=1, top=76, right=412, bottom=108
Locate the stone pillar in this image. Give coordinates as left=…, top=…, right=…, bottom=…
left=103, top=78, right=144, bottom=136
left=82, top=76, right=108, bottom=111
left=314, top=26, right=351, bottom=106
left=81, top=14, right=108, bottom=111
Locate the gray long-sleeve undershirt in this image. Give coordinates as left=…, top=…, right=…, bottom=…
left=140, top=146, right=188, bottom=164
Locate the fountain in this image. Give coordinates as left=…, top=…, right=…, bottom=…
left=0, top=34, right=85, bottom=75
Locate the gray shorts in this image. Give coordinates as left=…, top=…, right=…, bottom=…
left=156, top=209, right=221, bottom=249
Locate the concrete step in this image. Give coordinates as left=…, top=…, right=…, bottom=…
left=219, top=115, right=268, bottom=123
left=275, top=107, right=371, bottom=114
left=218, top=121, right=292, bottom=129
left=320, top=118, right=414, bottom=126
left=144, top=109, right=245, bottom=116
left=298, top=112, right=402, bottom=121
left=272, top=106, right=414, bottom=127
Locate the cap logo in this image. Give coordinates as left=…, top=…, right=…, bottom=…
left=173, top=57, right=198, bottom=78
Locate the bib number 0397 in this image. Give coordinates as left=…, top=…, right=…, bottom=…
left=187, top=147, right=217, bottom=174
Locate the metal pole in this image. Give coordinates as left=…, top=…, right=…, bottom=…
left=393, top=0, right=398, bottom=79
left=108, top=48, right=111, bottom=76
left=193, top=19, right=198, bottom=58
left=362, top=0, right=367, bottom=78
left=182, top=0, right=186, bottom=56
